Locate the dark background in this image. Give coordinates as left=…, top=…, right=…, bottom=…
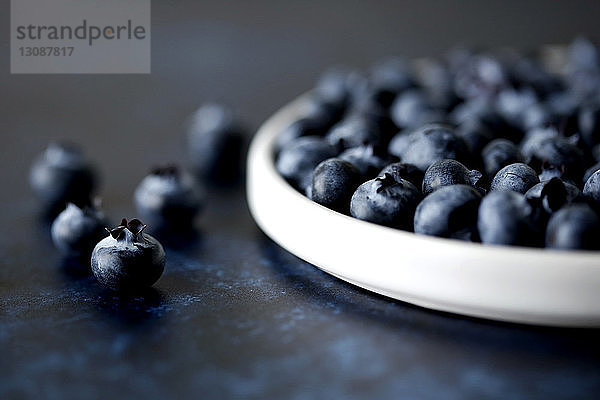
left=2, top=1, right=600, bottom=399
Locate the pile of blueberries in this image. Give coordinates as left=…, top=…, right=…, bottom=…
left=30, top=104, right=245, bottom=291
left=276, top=38, right=600, bottom=250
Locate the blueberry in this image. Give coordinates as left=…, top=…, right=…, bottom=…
left=30, top=142, right=96, bottom=216
left=339, top=144, right=392, bottom=179
left=422, top=159, right=484, bottom=195
left=495, top=88, right=538, bottom=129
left=546, top=204, right=600, bottom=250
left=583, top=169, right=600, bottom=204
left=379, top=162, right=424, bottom=188
left=451, top=98, right=524, bottom=143
left=362, top=57, right=416, bottom=108
left=369, top=57, right=416, bottom=95
left=310, top=158, right=362, bottom=214
left=134, top=165, right=204, bottom=231
left=490, top=163, right=539, bottom=194
left=315, top=67, right=364, bottom=107
left=414, top=184, right=482, bottom=240
left=578, top=104, right=600, bottom=148
left=455, top=118, right=495, bottom=156
left=390, top=89, right=445, bottom=130
left=91, top=218, right=166, bottom=291
left=187, top=103, right=245, bottom=183
left=276, top=136, right=336, bottom=192
left=325, top=115, right=383, bottom=150
left=453, top=54, right=507, bottom=99
left=412, top=57, right=458, bottom=110
left=525, top=177, right=581, bottom=214
left=519, top=126, right=558, bottom=161
left=525, top=135, right=584, bottom=182
left=350, top=173, right=421, bottom=230
left=481, top=139, right=524, bottom=178
left=583, top=162, right=600, bottom=184
left=390, top=124, right=471, bottom=171
left=51, top=200, right=108, bottom=258
left=477, top=190, right=543, bottom=246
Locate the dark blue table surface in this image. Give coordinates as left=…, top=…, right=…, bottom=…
left=2, top=1, right=600, bottom=399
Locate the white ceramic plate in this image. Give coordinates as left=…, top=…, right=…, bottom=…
left=247, top=94, right=600, bottom=327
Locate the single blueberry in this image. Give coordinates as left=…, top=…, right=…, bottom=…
left=390, top=89, right=445, bottom=130
left=546, top=204, right=600, bottom=250
left=379, top=162, right=424, bottom=188
left=519, top=126, right=558, bottom=161
left=414, top=184, right=482, bottom=240
left=30, top=142, right=97, bottom=216
left=481, top=139, right=524, bottom=178
left=350, top=174, right=421, bottom=230
left=392, top=124, right=471, bottom=171
left=91, top=218, right=166, bottom=291
left=134, top=165, right=204, bottom=231
left=495, top=88, right=538, bottom=130
left=478, top=190, right=543, bottom=246
left=187, top=103, right=246, bottom=183
left=276, top=136, right=337, bottom=192
left=310, top=158, right=362, bottom=214
left=422, top=159, right=484, bottom=195
left=490, top=163, right=539, bottom=194
left=51, top=200, right=108, bottom=258
left=453, top=54, right=507, bottom=100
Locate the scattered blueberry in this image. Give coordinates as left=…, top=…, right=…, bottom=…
left=350, top=174, right=421, bottom=230
left=490, top=163, right=539, bottom=194
left=187, top=103, right=245, bottom=183
left=91, top=218, right=166, bottom=291
left=30, top=142, right=96, bottom=216
left=51, top=200, right=108, bottom=258
left=310, top=158, right=361, bottom=214
left=414, top=184, right=482, bottom=239
left=134, top=165, right=204, bottom=231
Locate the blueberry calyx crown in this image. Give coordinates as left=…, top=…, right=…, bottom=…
left=375, top=173, right=398, bottom=193
left=106, top=218, right=147, bottom=241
